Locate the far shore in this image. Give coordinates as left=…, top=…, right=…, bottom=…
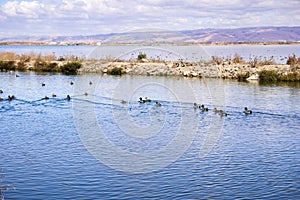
left=1, top=51, right=300, bottom=82
left=1, top=41, right=300, bottom=46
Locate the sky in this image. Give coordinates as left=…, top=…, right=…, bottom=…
left=0, top=0, right=300, bottom=37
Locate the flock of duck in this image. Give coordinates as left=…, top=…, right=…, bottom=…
left=133, top=97, right=253, bottom=116
left=0, top=83, right=252, bottom=116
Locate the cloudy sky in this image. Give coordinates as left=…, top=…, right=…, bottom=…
left=0, top=0, right=300, bottom=37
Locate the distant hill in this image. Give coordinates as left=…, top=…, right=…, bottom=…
left=1, top=26, right=300, bottom=44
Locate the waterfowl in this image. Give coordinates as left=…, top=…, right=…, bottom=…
left=138, top=97, right=145, bottom=103
left=144, top=97, right=151, bottom=102
left=16, top=74, right=20, bottom=77
left=44, top=96, right=49, bottom=100
left=8, top=95, right=15, bottom=101
left=243, top=107, right=252, bottom=114
left=89, top=81, right=92, bottom=85
left=200, top=105, right=208, bottom=111
left=42, top=83, right=45, bottom=87
left=0, top=97, right=3, bottom=101
left=219, top=110, right=228, bottom=117
left=84, top=92, right=88, bottom=96
left=0, top=89, right=3, bottom=93
left=155, top=102, right=162, bottom=107
left=214, top=107, right=221, bottom=113
left=120, top=99, right=127, bottom=104
left=193, top=103, right=200, bottom=109
left=52, top=93, right=57, bottom=97
left=66, top=95, right=71, bottom=100
left=70, top=81, right=74, bottom=85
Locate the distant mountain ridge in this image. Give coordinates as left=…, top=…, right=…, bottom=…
left=1, top=26, right=300, bottom=44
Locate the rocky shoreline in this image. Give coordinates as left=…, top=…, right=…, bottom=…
left=79, top=59, right=299, bottom=80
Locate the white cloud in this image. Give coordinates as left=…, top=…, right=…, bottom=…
left=0, top=0, right=300, bottom=37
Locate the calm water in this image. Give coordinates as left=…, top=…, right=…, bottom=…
left=1, top=44, right=300, bottom=63
left=0, top=72, right=299, bottom=199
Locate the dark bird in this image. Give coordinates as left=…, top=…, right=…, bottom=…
left=200, top=104, right=208, bottom=111
left=8, top=95, right=15, bottom=101
left=144, top=97, right=151, bottom=102
left=138, top=97, right=145, bottom=103
left=0, top=89, right=3, bottom=94
left=66, top=95, right=71, bottom=100
left=42, top=83, right=45, bottom=87
left=89, top=81, right=92, bottom=85
left=70, top=81, right=74, bottom=85
left=52, top=93, right=57, bottom=97
left=243, top=107, right=252, bottom=114
left=155, top=102, right=162, bottom=107
left=44, top=96, right=49, bottom=100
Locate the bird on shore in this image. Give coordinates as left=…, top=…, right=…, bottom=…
left=155, top=102, right=162, bottom=107
left=200, top=104, right=208, bottom=111
left=66, top=95, right=71, bottom=100
left=243, top=107, right=252, bottom=114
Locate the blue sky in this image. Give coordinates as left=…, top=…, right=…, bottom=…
left=0, top=0, right=300, bottom=37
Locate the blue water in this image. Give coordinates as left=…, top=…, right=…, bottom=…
left=0, top=72, right=300, bottom=199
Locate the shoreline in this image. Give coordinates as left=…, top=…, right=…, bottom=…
left=1, top=41, right=300, bottom=46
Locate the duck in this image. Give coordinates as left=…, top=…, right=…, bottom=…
left=138, top=97, right=145, bottom=103
left=8, top=95, right=15, bottom=101
left=66, top=95, right=71, bottom=100
left=144, top=97, right=151, bottom=102
left=243, top=107, right=252, bottom=114
left=214, top=107, right=221, bottom=113
left=44, top=96, right=49, bottom=100
left=219, top=110, right=228, bottom=117
left=42, top=83, right=45, bottom=87
left=52, top=93, right=57, bottom=98
left=193, top=103, right=200, bottom=109
left=0, top=97, right=3, bottom=101
left=0, top=89, right=3, bottom=94
left=70, top=81, right=74, bottom=85
left=155, top=102, right=162, bottom=107
left=120, top=99, right=127, bottom=104
left=89, top=81, right=92, bottom=85
left=200, top=104, right=208, bottom=111
left=84, top=92, right=88, bottom=96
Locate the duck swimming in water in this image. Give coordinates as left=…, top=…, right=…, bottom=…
left=8, top=95, right=15, bottom=101
left=243, top=107, right=252, bottom=114
left=120, top=99, right=127, bottom=104
left=66, top=95, right=71, bottom=100
left=155, top=102, right=162, bottom=107
left=138, top=97, right=145, bottom=103
left=200, top=104, right=208, bottom=111
left=144, top=97, right=151, bottom=102
left=193, top=103, right=200, bottom=109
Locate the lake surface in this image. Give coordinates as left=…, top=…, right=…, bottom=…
left=1, top=44, right=300, bottom=63
left=0, top=72, right=299, bottom=199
